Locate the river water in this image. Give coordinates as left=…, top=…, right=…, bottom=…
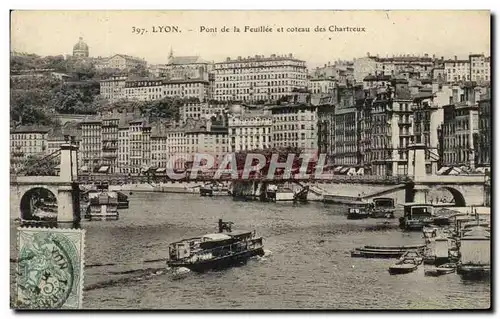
left=10, top=192, right=490, bottom=310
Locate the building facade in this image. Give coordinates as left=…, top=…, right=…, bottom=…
left=214, top=54, right=308, bottom=102
left=270, top=104, right=317, bottom=151
left=96, top=54, right=147, bottom=71
left=10, top=126, right=51, bottom=171
left=80, top=119, right=102, bottom=173
left=228, top=112, right=273, bottom=152
left=180, top=103, right=226, bottom=122
left=478, top=91, right=491, bottom=167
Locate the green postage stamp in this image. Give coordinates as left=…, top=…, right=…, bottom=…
left=15, top=227, right=85, bottom=309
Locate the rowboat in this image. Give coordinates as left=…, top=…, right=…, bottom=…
left=388, top=258, right=419, bottom=275
left=424, top=263, right=457, bottom=277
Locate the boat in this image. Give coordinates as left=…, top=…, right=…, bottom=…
left=388, top=253, right=421, bottom=275
left=424, top=263, right=457, bottom=277
left=200, top=183, right=230, bottom=197
left=116, top=191, right=129, bottom=209
left=370, top=197, right=396, bottom=218
left=350, top=244, right=425, bottom=259
left=399, top=250, right=423, bottom=265
left=347, top=203, right=370, bottom=220
left=166, top=219, right=265, bottom=272
left=399, top=203, right=434, bottom=231
left=456, top=226, right=490, bottom=280
left=84, top=191, right=119, bottom=221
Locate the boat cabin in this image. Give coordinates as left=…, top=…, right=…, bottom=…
left=403, top=203, right=433, bottom=220
left=373, top=198, right=395, bottom=210
left=371, top=197, right=396, bottom=217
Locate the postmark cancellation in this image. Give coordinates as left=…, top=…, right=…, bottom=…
left=15, top=227, right=85, bottom=309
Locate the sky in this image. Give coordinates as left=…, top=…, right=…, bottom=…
left=10, top=10, right=491, bottom=68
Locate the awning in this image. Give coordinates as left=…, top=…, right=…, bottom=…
left=340, top=167, right=350, bottom=174
left=448, top=167, right=462, bottom=175
left=156, top=168, right=167, bottom=173
left=346, top=167, right=356, bottom=176
left=98, top=166, right=110, bottom=173
left=437, top=166, right=450, bottom=175
left=333, top=166, right=343, bottom=173
left=356, top=168, right=364, bottom=175
left=80, top=166, right=88, bottom=172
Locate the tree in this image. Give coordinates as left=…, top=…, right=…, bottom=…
left=20, top=154, right=58, bottom=176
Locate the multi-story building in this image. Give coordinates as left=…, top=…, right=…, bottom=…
left=354, top=53, right=435, bottom=83
left=317, top=96, right=336, bottom=162
left=128, top=119, right=152, bottom=173
left=370, top=78, right=413, bottom=176
left=334, top=106, right=359, bottom=167
left=353, top=54, right=380, bottom=83
left=80, top=118, right=102, bottom=173
left=180, top=103, right=226, bottom=122
left=444, top=56, right=470, bottom=83
left=185, top=116, right=229, bottom=167
left=95, top=54, right=147, bottom=71
left=214, top=54, right=308, bottom=102
left=270, top=103, right=317, bottom=151
left=101, top=117, right=119, bottom=173
left=46, top=122, right=81, bottom=168
left=165, top=50, right=213, bottom=81
left=441, top=83, right=485, bottom=168
left=10, top=126, right=51, bottom=171
left=117, top=123, right=130, bottom=174
left=478, top=90, right=491, bottom=167
left=309, top=77, right=336, bottom=94
left=100, top=76, right=127, bottom=103
left=120, top=78, right=210, bottom=102
left=469, top=54, right=490, bottom=83
left=228, top=111, right=273, bottom=152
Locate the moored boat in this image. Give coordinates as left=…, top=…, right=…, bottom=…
left=167, top=219, right=264, bottom=272
left=370, top=197, right=396, bottom=218
left=400, top=203, right=434, bottom=231
left=424, top=263, right=456, bottom=277
left=388, top=258, right=419, bottom=275
left=347, top=203, right=370, bottom=220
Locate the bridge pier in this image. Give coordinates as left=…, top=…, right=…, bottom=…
left=57, top=142, right=81, bottom=227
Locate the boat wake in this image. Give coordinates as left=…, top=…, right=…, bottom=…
left=84, top=266, right=167, bottom=291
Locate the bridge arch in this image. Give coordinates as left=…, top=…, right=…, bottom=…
left=19, top=186, right=58, bottom=221
left=428, top=186, right=467, bottom=207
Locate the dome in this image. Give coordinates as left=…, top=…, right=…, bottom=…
left=73, top=37, right=89, bottom=51
left=229, top=104, right=243, bottom=114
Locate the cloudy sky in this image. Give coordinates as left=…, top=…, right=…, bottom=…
left=11, top=10, right=490, bottom=67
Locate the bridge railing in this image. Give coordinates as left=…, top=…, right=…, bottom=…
left=77, top=173, right=412, bottom=185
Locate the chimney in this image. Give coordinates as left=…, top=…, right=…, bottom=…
left=289, top=53, right=293, bottom=58
left=441, top=56, right=444, bottom=60
left=432, top=54, right=435, bottom=59
left=367, top=52, right=370, bottom=57
left=424, top=53, right=429, bottom=58
left=454, top=55, right=457, bottom=60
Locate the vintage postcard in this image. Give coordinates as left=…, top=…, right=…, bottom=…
left=10, top=10, right=490, bottom=310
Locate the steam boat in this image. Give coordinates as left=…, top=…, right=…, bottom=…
left=167, top=219, right=265, bottom=272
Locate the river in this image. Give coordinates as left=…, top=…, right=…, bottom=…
left=10, top=192, right=490, bottom=310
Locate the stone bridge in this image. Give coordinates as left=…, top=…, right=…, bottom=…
left=404, top=144, right=488, bottom=207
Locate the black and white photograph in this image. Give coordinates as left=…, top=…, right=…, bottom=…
left=8, top=10, right=491, bottom=310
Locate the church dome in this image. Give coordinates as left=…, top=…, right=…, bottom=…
left=73, top=37, right=89, bottom=57
left=73, top=37, right=88, bottom=50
